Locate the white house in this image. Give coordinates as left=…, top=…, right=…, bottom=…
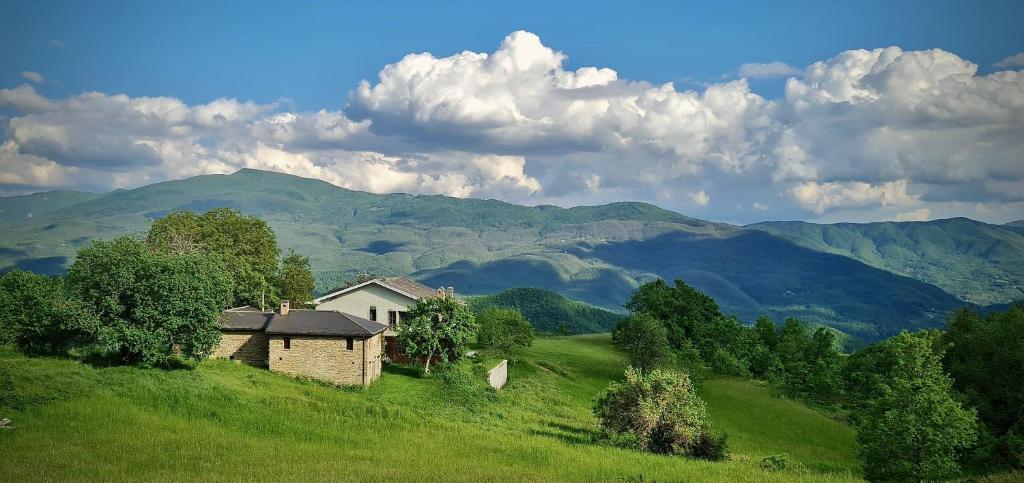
left=312, top=277, right=451, bottom=360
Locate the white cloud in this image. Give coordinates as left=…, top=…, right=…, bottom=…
left=737, top=61, right=800, bottom=79
left=1, top=34, right=1022, bottom=222
left=789, top=180, right=917, bottom=214
left=689, top=190, right=710, bottom=206
left=995, top=52, right=1024, bottom=68
left=19, top=71, right=44, bottom=84
left=894, top=208, right=931, bottom=221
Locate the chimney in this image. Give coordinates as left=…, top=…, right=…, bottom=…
left=436, top=287, right=446, bottom=299
left=447, top=287, right=454, bottom=298
left=280, top=300, right=290, bottom=316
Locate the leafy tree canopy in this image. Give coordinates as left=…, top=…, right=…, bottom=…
left=279, top=251, right=315, bottom=307
left=0, top=270, right=99, bottom=354
left=857, top=331, right=977, bottom=482
left=68, top=236, right=232, bottom=366
left=611, top=313, right=672, bottom=374
left=475, top=307, right=534, bottom=356
left=397, top=296, right=477, bottom=374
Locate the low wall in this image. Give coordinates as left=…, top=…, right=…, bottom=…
left=487, top=360, right=508, bottom=390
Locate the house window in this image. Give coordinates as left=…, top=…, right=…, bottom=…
left=388, top=310, right=398, bottom=329
left=283, top=336, right=291, bottom=350
left=369, top=306, right=377, bottom=321
left=346, top=337, right=354, bottom=350
left=398, top=311, right=408, bottom=323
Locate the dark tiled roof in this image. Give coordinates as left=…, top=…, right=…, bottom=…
left=380, top=276, right=442, bottom=300
left=265, top=310, right=388, bottom=337
left=219, top=310, right=273, bottom=331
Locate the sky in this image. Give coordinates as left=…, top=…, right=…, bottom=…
left=1, top=0, right=1023, bottom=224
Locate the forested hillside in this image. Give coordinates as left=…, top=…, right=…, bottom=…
left=749, top=219, right=1024, bottom=305
left=467, top=287, right=624, bottom=334
left=0, top=168, right=989, bottom=342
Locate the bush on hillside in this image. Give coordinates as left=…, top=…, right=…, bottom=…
left=594, top=366, right=727, bottom=460
left=68, top=236, right=232, bottom=366
left=475, top=307, right=534, bottom=357
left=0, top=270, right=100, bottom=354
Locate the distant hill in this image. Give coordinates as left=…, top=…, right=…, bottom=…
left=466, top=287, right=624, bottom=334
left=0, top=168, right=977, bottom=342
left=749, top=219, right=1024, bottom=306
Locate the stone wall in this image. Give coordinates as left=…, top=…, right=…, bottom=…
left=211, top=330, right=268, bottom=367
left=268, top=334, right=382, bottom=386
left=488, top=359, right=508, bottom=390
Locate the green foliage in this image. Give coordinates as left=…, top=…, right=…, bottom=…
left=625, top=279, right=722, bottom=349
left=857, top=331, right=978, bottom=482
left=475, top=307, right=534, bottom=357
left=611, top=313, right=672, bottom=374
left=467, top=287, right=623, bottom=334
left=0, top=270, right=99, bottom=354
left=398, top=296, right=477, bottom=374
left=147, top=208, right=280, bottom=308
left=67, top=236, right=232, bottom=366
left=943, top=305, right=1024, bottom=469
left=594, top=367, right=728, bottom=460
left=760, top=454, right=796, bottom=472
left=279, top=251, right=315, bottom=307
left=751, top=218, right=1024, bottom=306
left=773, top=319, right=844, bottom=407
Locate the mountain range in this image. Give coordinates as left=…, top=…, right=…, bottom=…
left=1, top=168, right=1021, bottom=343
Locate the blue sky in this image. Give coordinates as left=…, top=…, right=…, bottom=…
left=1, top=1, right=1023, bottom=223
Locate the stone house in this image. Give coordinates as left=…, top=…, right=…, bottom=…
left=312, top=277, right=450, bottom=361
left=213, top=301, right=386, bottom=386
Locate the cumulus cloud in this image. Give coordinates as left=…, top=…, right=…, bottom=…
left=1, top=33, right=1022, bottom=222
left=737, top=61, right=800, bottom=78
left=19, top=71, right=44, bottom=84
left=995, top=52, right=1024, bottom=68
left=689, top=190, right=710, bottom=206
left=894, top=208, right=931, bottom=221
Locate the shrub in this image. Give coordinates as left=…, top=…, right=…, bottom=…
left=760, top=454, right=794, bottom=471
left=594, top=367, right=727, bottom=460
left=476, top=307, right=534, bottom=356
left=612, top=313, right=672, bottom=373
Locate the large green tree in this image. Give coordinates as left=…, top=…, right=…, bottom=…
left=147, top=208, right=279, bottom=308
left=68, top=236, right=232, bottom=366
left=279, top=251, right=315, bottom=307
left=397, top=296, right=477, bottom=374
left=857, top=331, right=978, bottom=482
left=0, top=270, right=99, bottom=354
left=612, top=313, right=672, bottom=374
left=624, top=279, right=721, bottom=349
left=943, top=305, right=1024, bottom=469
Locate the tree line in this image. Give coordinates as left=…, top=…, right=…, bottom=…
left=0, top=209, right=315, bottom=366
left=607, top=278, right=1023, bottom=480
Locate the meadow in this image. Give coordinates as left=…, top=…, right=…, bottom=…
left=0, top=335, right=861, bottom=482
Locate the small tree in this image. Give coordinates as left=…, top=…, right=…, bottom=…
left=476, top=307, right=534, bottom=356
left=594, top=367, right=727, bottom=459
left=611, top=313, right=672, bottom=373
left=858, top=331, right=978, bottom=482
left=397, top=296, right=476, bottom=374
left=279, top=251, right=315, bottom=307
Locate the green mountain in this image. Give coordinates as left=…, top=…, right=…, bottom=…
left=748, top=219, right=1024, bottom=306
left=0, top=168, right=976, bottom=341
left=467, top=287, right=625, bottom=334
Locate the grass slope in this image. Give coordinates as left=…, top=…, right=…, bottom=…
left=0, top=168, right=970, bottom=341
left=750, top=218, right=1024, bottom=306
left=466, top=287, right=624, bottom=334
left=0, top=335, right=860, bottom=482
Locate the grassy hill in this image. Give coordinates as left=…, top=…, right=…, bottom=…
left=749, top=219, right=1024, bottom=306
left=0, top=168, right=974, bottom=341
left=0, top=335, right=861, bottom=481
left=466, top=287, right=625, bottom=334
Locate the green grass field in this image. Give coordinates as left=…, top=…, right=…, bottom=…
left=0, top=335, right=861, bottom=482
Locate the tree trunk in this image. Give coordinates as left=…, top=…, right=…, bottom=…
left=423, top=348, right=434, bottom=374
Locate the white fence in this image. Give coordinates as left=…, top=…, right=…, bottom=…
left=487, top=360, right=508, bottom=390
